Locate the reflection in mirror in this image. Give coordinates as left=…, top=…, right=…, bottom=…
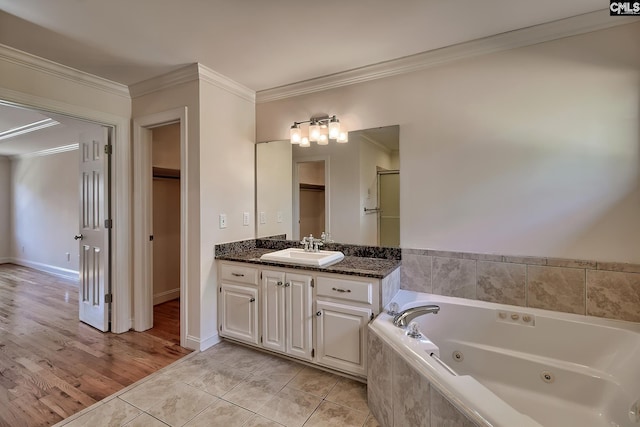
left=256, top=125, right=399, bottom=247
left=297, top=160, right=326, bottom=238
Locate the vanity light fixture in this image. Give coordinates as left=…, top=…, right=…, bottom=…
left=289, top=114, right=348, bottom=146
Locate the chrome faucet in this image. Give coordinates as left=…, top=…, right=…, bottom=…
left=300, top=236, right=310, bottom=251
left=393, top=305, right=440, bottom=328
left=300, top=234, right=323, bottom=252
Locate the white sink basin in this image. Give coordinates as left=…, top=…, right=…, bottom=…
left=260, top=248, right=345, bottom=267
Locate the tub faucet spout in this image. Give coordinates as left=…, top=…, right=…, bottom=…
left=393, top=305, right=440, bottom=328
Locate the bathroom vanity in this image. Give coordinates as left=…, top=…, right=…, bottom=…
left=215, top=240, right=400, bottom=379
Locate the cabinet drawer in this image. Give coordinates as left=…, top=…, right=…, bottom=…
left=220, top=263, right=259, bottom=285
left=316, top=276, right=372, bottom=304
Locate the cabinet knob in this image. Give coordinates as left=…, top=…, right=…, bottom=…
left=249, top=298, right=255, bottom=302
left=284, top=282, right=291, bottom=287
left=316, top=311, right=322, bottom=316
left=276, top=281, right=283, bottom=286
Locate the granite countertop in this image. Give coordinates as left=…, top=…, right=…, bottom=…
left=216, top=247, right=401, bottom=279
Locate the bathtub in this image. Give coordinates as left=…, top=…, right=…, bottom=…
left=369, top=290, right=640, bottom=427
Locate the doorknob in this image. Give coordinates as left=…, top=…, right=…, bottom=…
left=74, top=234, right=84, bottom=240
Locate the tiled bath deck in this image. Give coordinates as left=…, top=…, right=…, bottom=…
left=55, top=341, right=380, bottom=427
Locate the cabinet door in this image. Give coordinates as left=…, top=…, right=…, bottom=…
left=316, top=300, right=371, bottom=377
left=262, top=270, right=286, bottom=353
left=285, top=273, right=313, bottom=360
left=220, top=283, right=258, bottom=344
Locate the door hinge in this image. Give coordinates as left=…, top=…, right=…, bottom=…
left=260, top=336, right=263, bottom=343
left=104, top=219, right=113, bottom=229
left=311, top=348, right=315, bottom=358
left=311, top=279, right=314, bottom=288
left=104, top=145, right=113, bottom=155
left=105, top=294, right=113, bottom=304
left=219, top=325, right=222, bottom=331
left=219, top=287, right=222, bottom=293
left=260, top=272, right=262, bottom=280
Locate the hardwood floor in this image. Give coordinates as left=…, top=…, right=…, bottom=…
left=0, top=264, right=192, bottom=427
left=147, top=299, right=181, bottom=346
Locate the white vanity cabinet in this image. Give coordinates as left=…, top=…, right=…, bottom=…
left=218, top=263, right=260, bottom=345
left=315, top=275, right=377, bottom=377
left=217, top=260, right=388, bottom=378
left=261, top=269, right=313, bottom=360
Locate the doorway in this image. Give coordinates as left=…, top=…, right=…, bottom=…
left=133, top=107, right=188, bottom=349
left=148, top=123, right=181, bottom=345
left=0, top=101, right=113, bottom=331
left=297, top=160, right=326, bottom=239
left=378, top=170, right=400, bottom=246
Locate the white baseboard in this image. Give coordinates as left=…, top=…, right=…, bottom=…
left=185, top=333, right=221, bottom=352
left=153, top=288, right=180, bottom=305
left=200, top=333, right=221, bottom=351
left=9, top=258, right=79, bottom=282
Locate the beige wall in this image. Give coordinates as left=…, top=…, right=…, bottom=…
left=198, top=78, right=255, bottom=346
left=10, top=150, right=79, bottom=274
left=257, top=22, right=640, bottom=264
left=0, top=156, right=10, bottom=261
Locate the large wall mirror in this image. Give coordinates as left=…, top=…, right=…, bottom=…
left=256, top=125, right=400, bottom=247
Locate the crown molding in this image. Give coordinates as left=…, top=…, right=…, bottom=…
left=0, top=44, right=130, bottom=99
left=359, top=133, right=391, bottom=155
left=129, top=63, right=199, bottom=98
left=11, top=143, right=78, bottom=159
left=198, top=64, right=256, bottom=103
left=257, top=11, right=640, bottom=103
left=129, top=63, right=256, bottom=102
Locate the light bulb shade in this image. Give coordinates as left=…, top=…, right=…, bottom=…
left=290, top=124, right=301, bottom=144
left=337, top=129, right=349, bottom=143
left=328, top=117, right=340, bottom=139
left=309, top=122, right=320, bottom=141
left=317, top=134, right=329, bottom=145
left=300, top=136, right=310, bottom=147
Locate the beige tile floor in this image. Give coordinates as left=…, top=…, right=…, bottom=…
left=54, top=341, right=381, bottom=427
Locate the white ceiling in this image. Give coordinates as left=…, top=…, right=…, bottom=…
left=0, top=1, right=608, bottom=155
left=0, top=0, right=604, bottom=91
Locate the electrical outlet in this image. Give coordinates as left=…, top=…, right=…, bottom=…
left=259, top=212, right=267, bottom=224
left=243, top=212, right=250, bottom=226
left=21, top=246, right=25, bottom=253
left=219, top=213, right=227, bottom=229
left=277, top=211, right=283, bottom=223
left=66, top=252, right=71, bottom=262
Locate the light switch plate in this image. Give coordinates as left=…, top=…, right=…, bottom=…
left=219, top=213, right=227, bottom=229
left=259, top=211, right=267, bottom=224
left=243, top=212, right=250, bottom=226
left=277, top=211, right=283, bottom=223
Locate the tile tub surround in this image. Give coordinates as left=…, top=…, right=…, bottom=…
left=56, top=340, right=381, bottom=427
left=367, top=329, right=477, bottom=427
left=401, top=248, right=640, bottom=323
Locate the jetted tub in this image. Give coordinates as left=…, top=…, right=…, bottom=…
left=370, top=290, right=640, bottom=427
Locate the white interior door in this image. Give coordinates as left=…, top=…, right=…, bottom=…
left=78, top=126, right=111, bottom=332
